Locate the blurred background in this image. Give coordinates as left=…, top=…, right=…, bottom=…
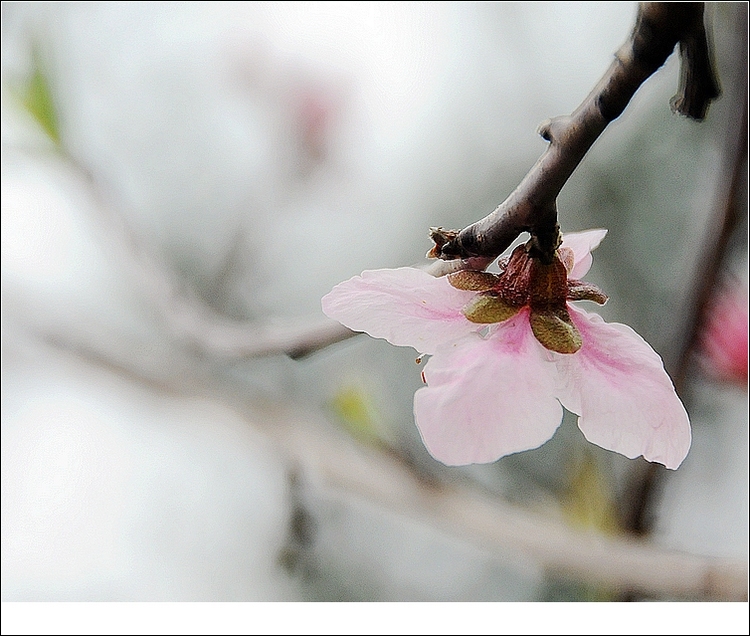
left=1, top=2, right=747, bottom=602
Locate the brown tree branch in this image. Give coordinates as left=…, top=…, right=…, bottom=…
left=670, top=3, right=723, bottom=120
left=431, top=2, right=720, bottom=264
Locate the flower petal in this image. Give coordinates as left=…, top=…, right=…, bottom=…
left=560, top=305, right=691, bottom=469
left=560, top=229, right=608, bottom=279
left=413, top=310, right=564, bottom=465
left=321, top=267, right=478, bottom=354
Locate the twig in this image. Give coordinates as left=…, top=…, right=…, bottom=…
left=673, top=106, right=747, bottom=391
left=173, top=309, right=357, bottom=360
left=430, top=3, right=720, bottom=264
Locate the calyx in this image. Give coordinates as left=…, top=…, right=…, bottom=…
left=448, top=242, right=607, bottom=354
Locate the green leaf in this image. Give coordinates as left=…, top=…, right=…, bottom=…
left=561, top=449, right=620, bottom=536
left=21, top=50, right=60, bottom=145
left=329, top=384, right=385, bottom=447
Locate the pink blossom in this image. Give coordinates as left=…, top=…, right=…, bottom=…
left=698, top=283, right=749, bottom=386
left=322, top=230, right=691, bottom=469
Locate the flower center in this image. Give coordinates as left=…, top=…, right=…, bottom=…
left=447, top=242, right=606, bottom=354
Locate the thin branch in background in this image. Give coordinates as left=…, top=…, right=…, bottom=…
left=673, top=111, right=747, bottom=393
left=33, top=331, right=749, bottom=601
left=429, top=2, right=720, bottom=265
left=37, top=6, right=722, bottom=362
left=621, top=3, right=748, bottom=539
left=47, top=155, right=359, bottom=361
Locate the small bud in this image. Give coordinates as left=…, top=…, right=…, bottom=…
left=537, top=119, right=552, bottom=141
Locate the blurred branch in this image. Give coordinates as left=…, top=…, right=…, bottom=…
left=13, top=39, right=359, bottom=363
left=11, top=43, right=358, bottom=359
left=430, top=2, right=720, bottom=264
left=51, top=156, right=358, bottom=360
left=672, top=101, right=747, bottom=390
left=621, top=3, right=748, bottom=539
left=29, top=331, right=749, bottom=601
left=142, top=269, right=357, bottom=361
left=277, top=414, right=747, bottom=601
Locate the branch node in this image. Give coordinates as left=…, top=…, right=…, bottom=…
left=537, top=119, right=553, bottom=142
left=537, top=116, right=570, bottom=143
left=427, top=227, right=461, bottom=259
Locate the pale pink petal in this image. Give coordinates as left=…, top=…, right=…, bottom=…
left=560, top=229, right=608, bottom=279
left=560, top=305, right=691, bottom=469
left=413, top=310, right=564, bottom=465
left=321, top=267, right=478, bottom=355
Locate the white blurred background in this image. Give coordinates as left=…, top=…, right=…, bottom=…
left=2, top=2, right=747, bottom=603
